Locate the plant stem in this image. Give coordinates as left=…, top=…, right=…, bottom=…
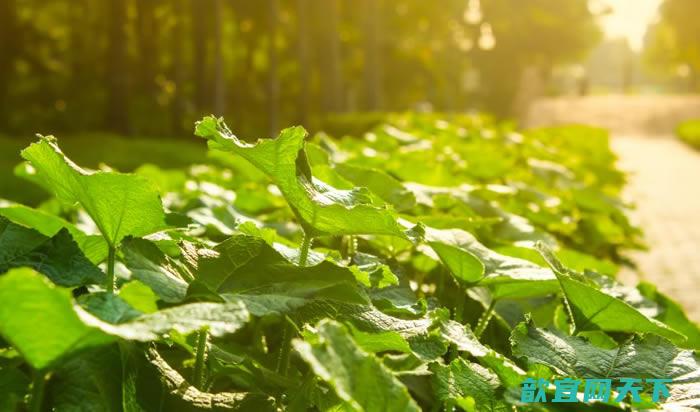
left=453, top=288, right=465, bottom=324
left=107, top=245, right=116, bottom=294
left=30, top=370, right=46, bottom=412
left=474, top=300, right=496, bottom=338
left=298, top=233, right=312, bottom=266
left=447, top=287, right=466, bottom=361
left=192, top=328, right=209, bottom=390
left=347, top=235, right=357, bottom=259
left=276, top=316, right=294, bottom=376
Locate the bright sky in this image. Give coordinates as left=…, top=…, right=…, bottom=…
left=593, top=0, right=664, bottom=51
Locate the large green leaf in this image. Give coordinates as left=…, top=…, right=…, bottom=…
left=335, top=163, right=417, bottom=211
left=511, top=320, right=700, bottom=409
left=48, top=345, right=123, bottom=411
left=536, top=243, right=685, bottom=343
left=0, top=216, right=48, bottom=269
left=0, top=367, right=29, bottom=412
left=0, top=268, right=114, bottom=369
left=121, top=238, right=190, bottom=303
left=430, top=358, right=510, bottom=411
left=195, top=116, right=405, bottom=237
left=428, top=241, right=485, bottom=284
left=0, top=217, right=105, bottom=286
left=21, top=136, right=167, bottom=246
left=0, top=268, right=249, bottom=370
left=423, top=226, right=558, bottom=298
left=197, top=234, right=370, bottom=313
left=0, top=201, right=107, bottom=263
left=637, top=282, right=700, bottom=350
left=293, top=320, right=420, bottom=412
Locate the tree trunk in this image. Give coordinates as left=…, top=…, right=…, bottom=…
left=191, top=0, right=210, bottom=113
left=171, top=0, right=187, bottom=135
left=318, top=0, right=344, bottom=113
left=267, top=0, right=280, bottom=135
left=212, top=0, right=226, bottom=116
left=0, top=0, right=18, bottom=131
left=362, top=0, right=383, bottom=111
left=104, top=0, right=129, bottom=134
left=296, top=0, right=311, bottom=126
left=135, top=0, right=159, bottom=95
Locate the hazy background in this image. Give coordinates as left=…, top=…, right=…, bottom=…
left=0, top=0, right=698, bottom=138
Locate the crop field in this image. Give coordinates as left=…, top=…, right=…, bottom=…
left=0, top=113, right=698, bottom=411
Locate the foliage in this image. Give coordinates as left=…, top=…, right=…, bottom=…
left=0, top=113, right=697, bottom=411
left=676, top=119, right=700, bottom=150
left=643, top=0, right=700, bottom=90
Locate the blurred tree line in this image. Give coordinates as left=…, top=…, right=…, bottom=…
left=644, top=0, right=700, bottom=92
left=0, top=0, right=600, bottom=138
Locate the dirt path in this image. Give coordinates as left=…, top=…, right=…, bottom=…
left=613, top=136, right=700, bottom=321
left=525, top=95, right=700, bottom=321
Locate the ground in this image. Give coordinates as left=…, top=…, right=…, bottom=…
left=527, top=94, right=700, bottom=321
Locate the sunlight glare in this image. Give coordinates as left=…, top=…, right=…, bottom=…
left=594, top=0, right=663, bottom=50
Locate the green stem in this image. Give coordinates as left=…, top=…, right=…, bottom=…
left=29, top=370, right=46, bottom=412
left=298, top=233, right=312, bottom=266
left=447, top=287, right=466, bottom=362
left=192, top=328, right=209, bottom=390
left=474, top=301, right=496, bottom=338
left=347, top=235, right=357, bottom=259
left=453, top=288, right=465, bottom=324
left=107, top=245, right=116, bottom=294
left=276, top=316, right=294, bottom=376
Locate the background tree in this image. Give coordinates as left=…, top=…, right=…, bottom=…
left=644, top=0, right=700, bottom=91
left=0, top=0, right=604, bottom=137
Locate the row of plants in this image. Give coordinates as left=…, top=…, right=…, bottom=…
left=0, top=113, right=697, bottom=411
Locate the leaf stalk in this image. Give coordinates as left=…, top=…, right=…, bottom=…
left=298, top=233, right=312, bottom=266
left=474, top=300, right=496, bottom=338
left=29, top=370, right=46, bottom=412
left=193, top=327, right=209, bottom=390
left=107, top=245, right=116, bottom=293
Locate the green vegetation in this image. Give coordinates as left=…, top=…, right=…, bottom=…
left=676, top=119, right=700, bottom=149
left=0, top=114, right=697, bottom=410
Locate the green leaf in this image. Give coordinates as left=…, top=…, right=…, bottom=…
left=0, top=367, right=29, bottom=412
left=197, top=234, right=370, bottom=315
left=0, top=268, right=113, bottom=370
left=48, top=345, right=123, bottom=411
left=423, top=226, right=558, bottom=298
left=0, top=216, right=49, bottom=270
left=0, top=201, right=108, bottom=263
left=293, top=320, right=420, bottom=412
left=638, top=282, right=700, bottom=350
left=119, top=280, right=160, bottom=314
left=511, top=320, right=700, bottom=409
left=0, top=268, right=250, bottom=370
left=536, top=243, right=685, bottom=343
left=430, top=358, right=510, bottom=411
left=429, top=241, right=485, bottom=284
left=121, top=238, right=190, bottom=303
left=21, top=136, right=167, bottom=246
left=0, top=217, right=105, bottom=287
left=335, top=163, right=416, bottom=211
left=195, top=116, right=406, bottom=237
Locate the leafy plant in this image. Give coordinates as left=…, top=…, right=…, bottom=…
left=0, top=114, right=697, bottom=411
left=677, top=119, right=700, bottom=150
